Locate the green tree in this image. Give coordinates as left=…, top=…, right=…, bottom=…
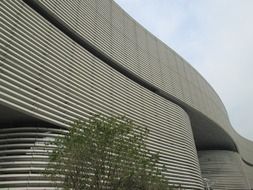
left=45, top=114, right=174, bottom=190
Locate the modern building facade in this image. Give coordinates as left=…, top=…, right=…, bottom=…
left=0, top=0, right=252, bottom=189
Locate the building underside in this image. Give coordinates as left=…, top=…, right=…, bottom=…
left=0, top=0, right=253, bottom=189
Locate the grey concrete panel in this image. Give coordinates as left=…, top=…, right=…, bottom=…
left=0, top=0, right=253, bottom=189
left=0, top=0, right=203, bottom=189
left=198, top=150, right=251, bottom=190
left=32, top=0, right=253, bottom=175
left=36, top=0, right=228, bottom=129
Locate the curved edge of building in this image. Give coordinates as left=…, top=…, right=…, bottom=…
left=0, top=0, right=252, bottom=189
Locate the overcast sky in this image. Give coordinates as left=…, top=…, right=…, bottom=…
left=114, top=0, right=253, bottom=140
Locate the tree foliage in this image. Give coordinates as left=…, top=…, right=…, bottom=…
left=46, top=114, right=175, bottom=190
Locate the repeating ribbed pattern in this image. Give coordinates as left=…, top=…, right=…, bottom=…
left=0, top=0, right=203, bottom=189
left=198, top=150, right=250, bottom=190
left=0, top=126, right=66, bottom=189
left=35, top=0, right=253, bottom=179
left=242, top=162, right=253, bottom=188
left=37, top=0, right=229, bottom=129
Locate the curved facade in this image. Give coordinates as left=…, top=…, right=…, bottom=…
left=0, top=0, right=252, bottom=189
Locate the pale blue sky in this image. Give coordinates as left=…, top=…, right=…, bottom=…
left=114, top=0, right=253, bottom=140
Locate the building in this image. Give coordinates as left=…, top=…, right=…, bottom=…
left=0, top=0, right=252, bottom=189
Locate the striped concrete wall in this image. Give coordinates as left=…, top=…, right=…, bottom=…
left=0, top=125, right=66, bottom=189
left=37, top=0, right=229, bottom=129
left=1, top=0, right=253, bottom=189
left=34, top=0, right=253, bottom=179
left=198, top=150, right=250, bottom=189
left=0, top=0, right=203, bottom=189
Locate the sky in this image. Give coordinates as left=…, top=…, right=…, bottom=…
left=114, top=0, right=253, bottom=140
